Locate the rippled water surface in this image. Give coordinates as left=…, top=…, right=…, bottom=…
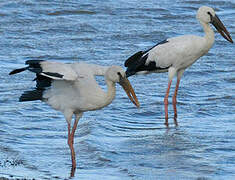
left=0, top=0, right=235, bottom=179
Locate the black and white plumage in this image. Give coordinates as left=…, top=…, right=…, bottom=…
left=9, top=60, right=139, bottom=177
left=125, top=39, right=170, bottom=77
left=125, top=6, right=233, bottom=126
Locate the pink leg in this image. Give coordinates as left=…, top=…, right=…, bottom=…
left=172, top=78, right=181, bottom=126
left=67, top=122, right=75, bottom=177
left=70, top=143, right=76, bottom=177
left=68, top=119, right=79, bottom=177
left=70, top=118, right=79, bottom=177
left=67, top=123, right=71, bottom=146
left=173, top=70, right=184, bottom=126
left=70, top=118, right=79, bottom=145
left=67, top=113, right=82, bottom=177
left=67, top=121, right=76, bottom=177
left=164, top=80, right=172, bottom=126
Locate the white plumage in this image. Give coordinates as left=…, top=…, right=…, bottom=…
left=125, top=6, right=233, bottom=126
left=43, top=62, right=113, bottom=114
left=146, top=35, right=211, bottom=70
left=10, top=60, right=139, bottom=177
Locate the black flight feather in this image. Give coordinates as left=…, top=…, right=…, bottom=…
left=19, top=90, right=43, bottom=102
left=19, top=75, right=52, bottom=102
left=124, top=51, right=144, bottom=67
left=10, top=60, right=53, bottom=102
left=9, top=67, right=28, bottom=75
left=26, top=60, right=44, bottom=74
left=125, top=39, right=169, bottom=77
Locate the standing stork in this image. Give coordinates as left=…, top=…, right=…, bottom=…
left=9, top=60, right=139, bottom=177
left=124, top=6, right=233, bottom=126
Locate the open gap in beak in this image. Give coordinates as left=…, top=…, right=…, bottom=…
left=119, top=76, right=140, bottom=108
left=212, top=14, right=233, bottom=43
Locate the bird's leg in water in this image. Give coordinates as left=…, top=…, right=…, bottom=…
left=67, top=119, right=78, bottom=177
left=69, top=113, right=81, bottom=177
left=172, top=78, right=180, bottom=126
left=70, top=144, right=76, bottom=177
left=164, top=80, right=172, bottom=126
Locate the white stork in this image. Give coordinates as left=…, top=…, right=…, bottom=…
left=124, top=6, right=233, bottom=126
left=9, top=60, right=139, bottom=177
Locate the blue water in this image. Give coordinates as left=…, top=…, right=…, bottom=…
left=0, top=0, right=235, bottom=179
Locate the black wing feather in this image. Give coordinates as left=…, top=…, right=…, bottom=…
left=19, top=90, right=43, bottom=102
left=10, top=60, right=53, bottom=102
left=124, top=51, right=144, bottom=67
left=125, top=39, right=169, bottom=77
left=9, top=67, right=28, bottom=75
left=26, top=60, right=44, bottom=73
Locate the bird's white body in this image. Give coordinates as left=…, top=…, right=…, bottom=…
left=145, top=34, right=213, bottom=73
left=43, top=62, right=114, bottom=116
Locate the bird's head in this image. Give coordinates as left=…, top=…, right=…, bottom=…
left=197, top=6, right=233, bottom=43
left=106, top=66, right=140, bottom=108
left=106, top=66, right=125, bottom=83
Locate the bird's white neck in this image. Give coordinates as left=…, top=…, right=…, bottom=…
left=101, top=79, right=116, bottom=108
left=201, top=22, right=215, bottom=50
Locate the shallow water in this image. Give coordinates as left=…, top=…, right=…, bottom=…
left=0, top=0, right=235, bottom=179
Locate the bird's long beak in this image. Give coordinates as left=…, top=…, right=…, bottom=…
left=212, top=14, right=233, bottom=43
left=119, top=76, right=140, bottom=108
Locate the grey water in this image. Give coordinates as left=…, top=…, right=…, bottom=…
left=0, top=0, right=235, bottom=179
